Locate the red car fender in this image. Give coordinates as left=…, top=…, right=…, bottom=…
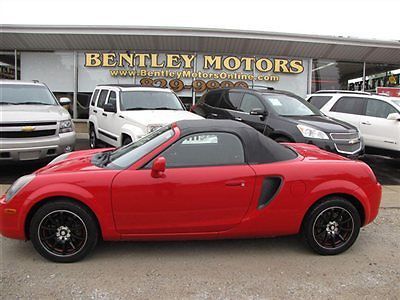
left=19, top=183, right=118, bottom=240
left=304, top=179, right=370, bottom=225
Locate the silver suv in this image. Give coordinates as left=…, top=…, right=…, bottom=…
left=0, top=80, right=76, bottom=161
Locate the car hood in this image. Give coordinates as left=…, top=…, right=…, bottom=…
left=36, top=149, right=110, bottom=175
left=120, top=110, right=203, bottom=126
left=285, top=115, right=357, bottom=133
left=0, top=104, right=70, bottom=123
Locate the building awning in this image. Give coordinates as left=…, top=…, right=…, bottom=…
left=1, top=25, right=400, bottom=64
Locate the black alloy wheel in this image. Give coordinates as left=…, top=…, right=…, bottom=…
left=302, top=197, right=361, bottom=255
left=30, top=200, right=98, bottom=263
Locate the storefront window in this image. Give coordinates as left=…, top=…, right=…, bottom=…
left=312, top=60, right=364, bottom=92
left=364, top=63, right=400, bottom=92
left=0, top=51, right=19, bottom=80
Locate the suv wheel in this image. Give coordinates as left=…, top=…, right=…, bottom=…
left=122, top=135, right=132, bottom=146
left=302, top=197, right=361, bottom=255
left=30, top=200, right=99, bottom=263
left=89, top=125, right=99, bottom=149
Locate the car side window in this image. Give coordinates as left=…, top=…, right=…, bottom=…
left=90, top=89, right=99, bottom=106
left=220, top=92, right=243, bottom=110
left=330, top=97, right=365, bottom=115
left=97, top=90, right=109, bottom=108
left=308, top=96, right=332, bottom=109
left=365, top=99, right=398, bottom=118
left=156, top=132, right=245, bottom=168
left=239, top=93, right=264, bottom=113
left=204, top=92, right=222, bottom=107
left=107, top=91, right=117, bottom=106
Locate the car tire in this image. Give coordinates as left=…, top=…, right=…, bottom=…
left=29, top=199, right=99, bottom=263
left=302, top=197, right=361, bottom=255
left=89, top=125, right=99, bottom=149
left=122, top=135, right=132, bottom=146
left=274, top=136, right=291, bottom=143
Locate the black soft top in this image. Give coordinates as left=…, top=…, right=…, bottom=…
left=175, top=120, right=297, bottom=164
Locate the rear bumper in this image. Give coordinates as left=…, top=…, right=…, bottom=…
left=0, top=132, right=76, bottom=161
left=362, top=182, right=382, bottom=226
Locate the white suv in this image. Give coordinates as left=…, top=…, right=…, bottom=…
left=307, top=90, right=400, bottom=158
left=88, top=85, right=203, bottom=148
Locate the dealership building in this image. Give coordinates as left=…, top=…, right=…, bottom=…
left=1, top=25, right=400, bottom=121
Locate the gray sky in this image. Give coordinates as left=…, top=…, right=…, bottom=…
left=2, top=0, right=399, bottom=41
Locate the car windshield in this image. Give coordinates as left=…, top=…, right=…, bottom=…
left=392, top=99, right=400, bottom=108
left=263, top=93, right=321, bottom=116
left=120, top=91, right=184, bottom=111
left=0, top=84, right=58, bottom=105
left=102, top=125, right=175, bottom=169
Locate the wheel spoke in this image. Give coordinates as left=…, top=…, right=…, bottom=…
left=338, top=234, right=345, bottom=242
left=42, top=233, right=56, bottom=241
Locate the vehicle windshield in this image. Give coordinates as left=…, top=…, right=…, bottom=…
left=263, top=93, right=321, bottom=116
left=120, top=91, right=185, bottom=111
left=102, top=125, right=175, bottom=169
left=0, top=84, right=58, bottom=105
left=392, top=99, right=400, bottom=108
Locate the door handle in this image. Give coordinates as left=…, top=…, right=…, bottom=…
left=234, top=117, right=243, bottom=122
left=93, top=109, right=98, bottom=113
left=225, top=180, right=245, bottom=187
left=361, top=121, right=371, bottom=125
left=210, top=113, right=219, bottom=118
left=102, top=113, right=107, bottom=117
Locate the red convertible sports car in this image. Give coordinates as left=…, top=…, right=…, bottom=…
left=0, top=120, right=381, bottom=262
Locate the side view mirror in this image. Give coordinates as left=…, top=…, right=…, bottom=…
left=59, top=97, right=71, bottom=106
left=387, top=113, right=400, bottom=121
left=151, top=157, right=166, bottom=178
left=250, top=108, right=268, bottom=117
left=104, top=102, right=116, bottom=113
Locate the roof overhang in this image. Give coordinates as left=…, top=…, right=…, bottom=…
left=1, top=25, right=400, bottom=64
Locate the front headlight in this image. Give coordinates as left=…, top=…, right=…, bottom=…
left=297, top=124, right=329, bottom=140
left=5, top=174, right=36, bottom=203
left=60, top=119, right=73, bottom=133
left=48, top=152, right=71, bottom=165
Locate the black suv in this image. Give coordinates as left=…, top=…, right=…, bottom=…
left=191, top=88, right=364, bottom=157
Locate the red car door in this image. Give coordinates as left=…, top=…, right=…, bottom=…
left=111, top=132, right=256, bottom=234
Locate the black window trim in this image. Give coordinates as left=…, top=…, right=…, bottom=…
left=140, top=130, right=248, bottom=170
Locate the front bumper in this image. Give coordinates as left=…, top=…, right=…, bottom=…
left=0, top=195, right=25, bottom=240
left=0, top=132, right=76, bottom=161
left=303, top=137, right=364, bottom=158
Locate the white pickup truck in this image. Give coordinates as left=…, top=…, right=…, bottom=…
left=88, top=84, right=203, bottom=148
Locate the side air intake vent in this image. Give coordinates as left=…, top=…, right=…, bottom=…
left=258, top=177, right=283, bottom=209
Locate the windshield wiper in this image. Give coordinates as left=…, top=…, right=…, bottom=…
left=153, top=107, right=181, bottom=110
left=95, top=151, right=112, bottom=167
left=15, top=102, right=53, bottom=105
left=0, top=101, right=18, bottom=105
left=125, top=107, right=150, bottom=111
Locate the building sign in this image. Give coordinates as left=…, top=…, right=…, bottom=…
left=84, top=52, right=306, bottom=96
left=377, top=87, right=400, bottom=97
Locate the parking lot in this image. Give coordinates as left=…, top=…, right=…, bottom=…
left=1, top=138, right=399, bottom=299
left=1, top=208, right=399, bottom=299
